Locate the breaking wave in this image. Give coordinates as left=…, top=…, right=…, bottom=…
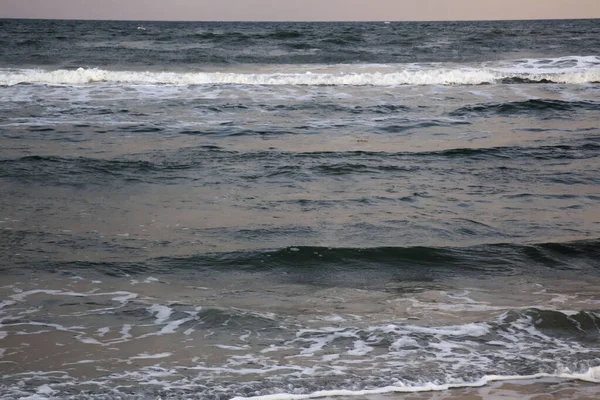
left=2, top=65, right=600, bottom=86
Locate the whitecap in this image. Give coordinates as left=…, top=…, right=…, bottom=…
left=2, top=60, right=598, bottom=87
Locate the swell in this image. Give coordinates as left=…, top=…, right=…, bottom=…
left=0, top=155, right=187, bottom=186
left=2, top=141, right=598, bottom=185
left=186, top=102, right=412, bottom=115
left=451, top=99, right=600, bottom=117
left=157, top=238, right=600, bottom=272
left=19, top=239, right=599, bottom=280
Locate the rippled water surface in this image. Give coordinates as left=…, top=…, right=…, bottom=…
left=1, top=18, right=600, bottom=400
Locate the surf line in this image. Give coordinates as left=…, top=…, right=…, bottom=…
left=231, top=367, right=600, bottom=400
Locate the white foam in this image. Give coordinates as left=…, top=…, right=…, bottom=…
left=229, top=366, right=600, bottom=400
left=346, top=340, right=373, bottom=356
left=261, top=345, right=293, bottom=353
left=139, top=317, right=194, bottom=337
left=148, top=304, right=172, bottom=324
left=390, top=337, right=419, bottom=350
left=96, top=327, right=110, bottom=337
left=402, top=322, right=490, bottom=337
left=77, top=336, right=102, bottom=345
left=295, top=331, right=358, bottom=356
left=109, top=291, right=137, bottom=303
left=213, top=344, right=250, bottom=350
left=62, top=359, right=96, bottom=365
left=496, top=55, right=600, bottom=73
left=0, top=321, right=83, bottom=332
left=0, top=300, right=16, bottom=311
left=321, top=354, right=340, bottom=361
left=189, top=364, right=303, bottom=376
left=129, top=352, right=172, bottom=360
left=118, top=324, right=132, bottom=341
left=318, top=315, right=347, bottom=322
left=10, top=289, right=81, bottom=301
left=9, top=289, right=137, bottom=304
left=36, top=384, right=56, bottom=395
left=2, top=60, right=599, bottom=87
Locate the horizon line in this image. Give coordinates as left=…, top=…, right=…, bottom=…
left=2, top=16, right=599, bottom=23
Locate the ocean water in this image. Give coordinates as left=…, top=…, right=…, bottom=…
left=1, top=18, right=600, bottom=399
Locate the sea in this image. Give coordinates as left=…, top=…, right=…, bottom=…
left=1, top=18, right=600, bottom=400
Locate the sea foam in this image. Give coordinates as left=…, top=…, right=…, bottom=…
left=1, top=61, right=599, bottom=87
left=230, top=366, right=600, bottom=400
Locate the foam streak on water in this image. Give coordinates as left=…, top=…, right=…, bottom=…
left=231, top=369, right=600, bottom=400
left=1, top=271, right=600, bottom=399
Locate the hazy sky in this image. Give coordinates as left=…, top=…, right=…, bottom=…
left=2, top=0, right=600, bottom=21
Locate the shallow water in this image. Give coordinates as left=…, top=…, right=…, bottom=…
left=1, top=18, right=600, bottom=399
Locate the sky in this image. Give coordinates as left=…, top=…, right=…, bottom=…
left=2, top=0, right=600, bottom=21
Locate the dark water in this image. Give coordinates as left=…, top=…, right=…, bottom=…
left=1, top=19, right=600, bottom=67
left=1, top=18, right=600, bottom=400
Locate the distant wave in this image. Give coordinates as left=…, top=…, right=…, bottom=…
left=2, top=65, right=599, bottom=86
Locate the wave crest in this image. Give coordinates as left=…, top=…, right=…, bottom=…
left=2, top=66, right=599, bottom=86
